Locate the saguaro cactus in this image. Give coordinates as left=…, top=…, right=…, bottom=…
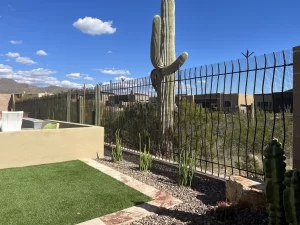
left=95, top=84, right=101, bottom=126
left=263, top=138, right=288, bottom=225
left=78, top=96, right=84, bottom=124
left=283, top=170, right=300, bottom=225
left=150, top=0, right=188, bottom=154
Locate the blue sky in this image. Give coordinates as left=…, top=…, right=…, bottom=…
left=0, top=0, right=299, bottom=89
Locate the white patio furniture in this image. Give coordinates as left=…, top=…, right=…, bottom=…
left=0, top=111, right=24, bottom=132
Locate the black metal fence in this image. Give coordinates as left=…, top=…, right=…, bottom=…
left=100, top=49, right=293, bottom=178
left=14, top=48, right=293, bottom=179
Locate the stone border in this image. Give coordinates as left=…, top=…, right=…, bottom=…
left=77, top=158, right=182, bottom=225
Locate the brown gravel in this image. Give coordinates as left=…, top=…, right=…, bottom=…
left=97, top=148, right=268, bottom=225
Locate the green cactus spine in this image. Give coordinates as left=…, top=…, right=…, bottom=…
left=283, top=170, right=300, bottom=225
left=150, top=0, right=188, bottom=154
left=263, top=138, right=288, bottom=225
left=95, top=84, right=101, bottom=126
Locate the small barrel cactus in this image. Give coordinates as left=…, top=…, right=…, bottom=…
left=283, top=170, right=300, bottom=225
left=263, top=138, right=288, bottom=225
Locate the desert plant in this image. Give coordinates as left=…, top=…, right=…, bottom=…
left=283, top=170, right=300, bottom=225
left=211, top=201, right=237, bottom=222
left=263, top=138, right=288, bottom=225
left=78, top=96, right=84, bottom=123
left=95, top=84, right=101, bottom=126
left=150, top=0, right=188, bottom=155
left=139, top=133, right=153, bottom=171
left=178, top=146, right=196, bottom=187
left=111, top=129, right=123, bottom=162
left=235, top=153, right=264, bottom=175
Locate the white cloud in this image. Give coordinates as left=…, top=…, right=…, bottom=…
left=107, top=51, right=113, bottom=54
left=4, top=59, right=10, bottom=62
left=98, top=68, right=130, bottom=75
left=36, top=50, right=48, bottom=56
left=6, top=52, right=20, bottom=58
left=65, top=73, right=94, bottom=81
left=73, top=17, right=116, bottom=36
left=16, top=57, right=37, bottom=65
left=83, top=75, right=94, bottom=81
left=0, top=64, right=95, bottom=89
left=0, top=65, right=60, bottom=86
left=10, top=40, right=22, bottom=44
left=0, top=64, right=13, bottom=76
left=61, top=80, right=94, bottom=89
left=66, top=73, right=81, bottom=79
left=102, top=81, right=111, bottom=85
left=115, top=76, right=133, bottom=81
left=8, top=4, right=15, bottom=11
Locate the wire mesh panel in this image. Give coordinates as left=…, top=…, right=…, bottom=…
left=101, top=49, right=293, bottom=178
left=176, top=49, right=293, bottom=178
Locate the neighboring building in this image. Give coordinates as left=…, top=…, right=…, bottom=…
left=15, top=92, right=54, bottom=99
left=0, top=94, right=11, bottom=114
left=108, top=93, right=149, bottom=106
left=254, top=89, right=293, bottom=113
left=33, top=92, right=54, bottom=98
left=175, top=93, right=254, bottom=112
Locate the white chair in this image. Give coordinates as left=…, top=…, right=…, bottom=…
left=0, top=111, right=24, bottom=132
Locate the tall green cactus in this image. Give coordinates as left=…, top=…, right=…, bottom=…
left=78, top=96, right=84, bottom=124
left=95, top=84, right=101, bottom=126
left=283, top=170, right=300, bottom=225
left=263, top=138, right=288, bottom=225
left=150, top=0, right=188, bottom=154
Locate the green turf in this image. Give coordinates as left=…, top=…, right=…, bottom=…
left=0, top=160, right=152, bottom=225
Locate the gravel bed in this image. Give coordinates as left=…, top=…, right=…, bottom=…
left=97, top=148, right=268, bottom=225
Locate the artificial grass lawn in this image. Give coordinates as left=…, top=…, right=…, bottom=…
left=0, top=160, right=152, bottom=225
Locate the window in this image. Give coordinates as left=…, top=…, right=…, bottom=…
left=224, top=101, right=231, bottom=107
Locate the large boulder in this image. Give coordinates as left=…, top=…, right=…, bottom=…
left=226, top=175, right=266, bottom=208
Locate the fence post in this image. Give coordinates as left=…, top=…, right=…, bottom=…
left=293, top=46, right=300, bottom=169
left=67, top=90, right=71, bottom=122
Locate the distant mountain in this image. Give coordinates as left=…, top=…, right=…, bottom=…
left=0, top=79, right=69, bottom=94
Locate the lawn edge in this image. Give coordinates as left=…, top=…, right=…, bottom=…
left=78, top=158, right=182, bottom=225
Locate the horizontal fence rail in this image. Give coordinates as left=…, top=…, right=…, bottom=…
left=14, top=48, right=294, bottom=179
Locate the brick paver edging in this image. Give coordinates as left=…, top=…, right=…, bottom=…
left=77, top=158, right=182, bottom=225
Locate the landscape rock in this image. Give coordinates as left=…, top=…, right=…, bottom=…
left=226, top=175, right=266, bottom=208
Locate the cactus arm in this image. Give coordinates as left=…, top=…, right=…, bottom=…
left=151, top=15, right=163, bottom=69
left=151, top=52, right=188, bottom=93
left=160, top=52, right=188, bottom=74
left=150, top=69, right=160, bottom=93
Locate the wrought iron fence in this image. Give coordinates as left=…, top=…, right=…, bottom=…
left=100, top=49, right=293, bottom=178
left=14, top=48, right=293, bottom=179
